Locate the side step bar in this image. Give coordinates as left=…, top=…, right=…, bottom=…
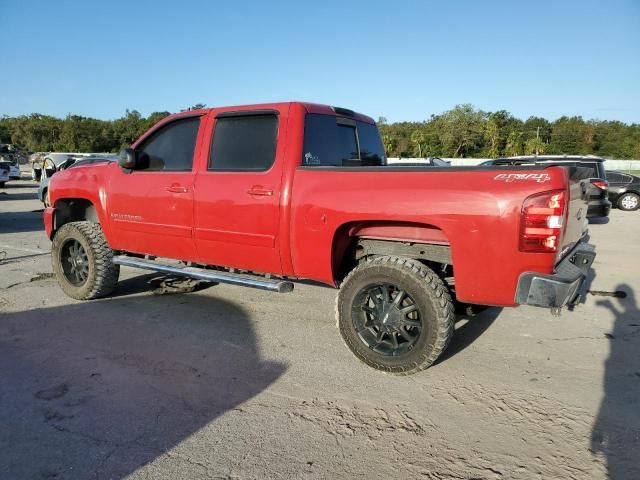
left=113, top=255, right=294, bottom=293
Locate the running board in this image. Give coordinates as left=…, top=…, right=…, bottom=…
left=112, top=255, right=294, bottom=293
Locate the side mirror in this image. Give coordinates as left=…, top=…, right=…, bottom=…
left=118, top=148, right=136, bottom=169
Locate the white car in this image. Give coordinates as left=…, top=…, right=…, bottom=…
left=6, top=162, right=21, bottom=180
left=0, top=153, right=21, bottom=180
left=31, top=152, right=96, bottom=181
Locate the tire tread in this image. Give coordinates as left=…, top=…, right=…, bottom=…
left=52, top=221, right=119, bottom=300
left=335, top=255, right=454, bottom=375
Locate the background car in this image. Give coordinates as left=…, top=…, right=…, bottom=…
left=31, top=152, right=94, bottom=182
left=29, top=152, right=49, bottom=181
left=0, top=162, right=9, bottom=186
left=482, top=155, right=611, bottom=218
left=38, top=154, right=117, bottom=206
left=0, top=144, right=23, bottom=180
left=0, top=159, right=21, bottom=180
left=606, top=171, right=640, bottom=211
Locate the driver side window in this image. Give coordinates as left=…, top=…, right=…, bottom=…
left=136, top=117, right=200, bottom=171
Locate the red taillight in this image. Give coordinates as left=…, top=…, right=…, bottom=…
left=591, top=180, right=608, bottom=190
left=520, top=189, right=567, bottom=253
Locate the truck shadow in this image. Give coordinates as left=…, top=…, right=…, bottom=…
left=0, top=293, right=286, bottom=479
left=0, top=210, right=44, bottom=234
left=436, top=307, right=503, bottom=364
left=591, top=283, right=640, bottom=480
left=0, top=191, right=38, bottom=201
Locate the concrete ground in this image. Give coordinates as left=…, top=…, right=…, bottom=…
left=1, top=177, right=639, bottom=480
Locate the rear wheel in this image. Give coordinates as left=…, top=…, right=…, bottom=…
left=52, top=221, right=119, bottom=300
left=336, top=256, right=454, bottom=375
left=43, top=189, right=50, bottom=207
left=618, top=192, right=639, bottom=211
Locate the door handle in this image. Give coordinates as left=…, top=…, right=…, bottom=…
left=166, top=185, right=189, bottom=193
left=247, top=186, right=273, bottom=196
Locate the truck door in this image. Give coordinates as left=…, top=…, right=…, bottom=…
left=108, top=115, right=202, bottom=261
left=193, top=108, right=288, bottom=274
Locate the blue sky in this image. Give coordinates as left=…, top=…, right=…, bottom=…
left=2, top=0, right=639, bottom=123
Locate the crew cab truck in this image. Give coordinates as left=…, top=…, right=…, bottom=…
left=44, top=102, right=596, bottom=375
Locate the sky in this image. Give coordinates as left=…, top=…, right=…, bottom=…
left=1, top=0, right=639, bottom=123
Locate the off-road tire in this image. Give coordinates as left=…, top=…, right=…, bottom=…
left=617, top=192, right=640, bottom=211
left=52, top=221, right=119, bottom=300
left=336, top=256, right=454, bottom=375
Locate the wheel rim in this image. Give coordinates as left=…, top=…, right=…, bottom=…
left=621, top=195, right=638, bottom=210
left=351, top=283, right=423, bottom=356
left=60, top=239, right=89, bottom=286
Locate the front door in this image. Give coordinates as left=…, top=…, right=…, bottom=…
left=193, top=108, right=287, bottom=274
left=108, top=116, right=202, bottom=261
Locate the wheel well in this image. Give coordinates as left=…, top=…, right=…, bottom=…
left=53, top=198, right=99, bottom=232
left=332, top=221, right=452, bottom=283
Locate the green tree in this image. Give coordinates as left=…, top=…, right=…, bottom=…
left=410, top=129, right=428, bottom=157
left=525, top=136, right=546, bottom=155
left=433, top=104, right=485, bottom=157
left=382, top=134, right=397, bottom=157
left=505, top=131, right=524, bottom=156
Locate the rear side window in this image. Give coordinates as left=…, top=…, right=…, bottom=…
left=136, top=117, right=200, bottom=171
left=607, top=172, right=632, bottom=184
left=209, top=114, right=278, bottom=171
left=357, top=121, right=385, bottom=165
left=579, top=161, right=605, bottom=179
left=302, top=114, right=385, bottom=167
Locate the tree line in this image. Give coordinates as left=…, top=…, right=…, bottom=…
left=0, top=110, right=172, bottom=154
left=379, top=104, right=640, bottom=159
left=1, top=104, right=639, bottom=159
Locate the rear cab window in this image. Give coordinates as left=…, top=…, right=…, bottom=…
left=302, top=114, right=385, bottom=167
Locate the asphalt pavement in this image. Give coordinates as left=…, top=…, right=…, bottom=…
left=1, top=177, right=639, bottom=479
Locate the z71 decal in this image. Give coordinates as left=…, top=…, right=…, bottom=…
left=494, top=173, right=551, bottom=183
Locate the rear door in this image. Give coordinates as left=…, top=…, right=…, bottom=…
left=108, top=115, right=202, bottom=261
left=193, top=107, right=288, bottom=274
left=607, top=171, right=634, bottom=200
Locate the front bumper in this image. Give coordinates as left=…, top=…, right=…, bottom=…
left=515, top=242, right=596, bottom=308
left=44, top=207, right=55, bottom=238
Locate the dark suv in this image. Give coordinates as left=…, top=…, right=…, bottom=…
left=482, top=155, right=611, bottom=218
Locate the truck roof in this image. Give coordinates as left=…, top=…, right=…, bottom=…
left=175, top=101, right=376, bottom=125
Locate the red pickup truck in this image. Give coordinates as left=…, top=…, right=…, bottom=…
left=44, top=102, right=595, bottom=374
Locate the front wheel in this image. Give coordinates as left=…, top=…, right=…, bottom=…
left=618, top=192, right=639, bottom=211
left=336, top=256, right=454, bottom=375
left=51, top=221, right=120, bottom=300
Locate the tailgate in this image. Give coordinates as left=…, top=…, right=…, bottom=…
left=559, top=166, right=591, bottom=260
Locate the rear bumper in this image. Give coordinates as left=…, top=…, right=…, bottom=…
left=44, top=207, right=55, bottom=238
left=587, top=199, right=611, bottom=218
left=515, top=242, right=596, bottom=308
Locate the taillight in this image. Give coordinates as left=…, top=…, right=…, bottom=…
left=520, top=189, right=567, bottom=253
left=591, top=180, right=608, bottom=190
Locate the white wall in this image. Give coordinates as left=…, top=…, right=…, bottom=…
left=389, top=157, right=640, bottom=171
